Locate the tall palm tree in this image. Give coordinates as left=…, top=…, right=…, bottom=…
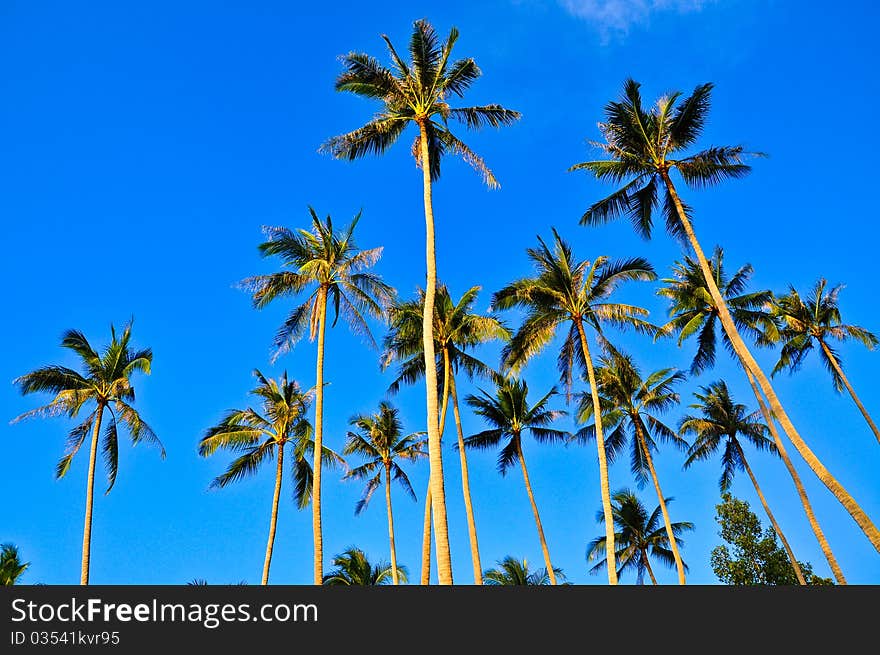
left=199, top=370, right=342, bottom=585
left=771, top=279, right=879, bottom=443
left=0, top=544, right=29, bottom=586
left=587, top=490, right=693, bottom=585
left=483, top=556, right=564, bottom=586
left=344, top=401, right=427, bottom=585
left=658, top=251, right=846, bottom=583
left=680, top=382, right=806, bottom=583
left=575, top=344, right=690, bottom=584
left=382, top=283, right=509, bottom=584
left=491, top=229, right=656, bottom=584
left=323, top=20, right=520, bottom=585
left=322, top=547, right=407, bottom=585
left=572, top=79, right=880, bottom=551
left=463, top=376, right=568, bottom=585
left=241, top=208, right=393, bottom=585
left=13, top=322, right=163, bottom=585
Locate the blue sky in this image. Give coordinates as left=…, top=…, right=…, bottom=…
left=3, top=0, right=879, bottom=585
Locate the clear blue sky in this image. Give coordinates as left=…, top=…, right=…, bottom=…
left=3, top=0, right=879, bottom=585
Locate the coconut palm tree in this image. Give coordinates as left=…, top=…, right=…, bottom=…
left=572, top=78, right=880, bottom=551
left=344, top=401, right=427, bottom=585
left=382, top=283, right=509, bottom=584
left=241, top=208, right=393, bottom=584
left=463, top=376, right=568, bottom=585
left=680, top=381, right=806, bottom=583
left=771, top=279, right=879, bottom=444
left=574, top=344, right=689, bottom=584
left=323, top=20, right=520, bottom=585
left=0, top=544, right=29, bottom=586
left=483, top=556, right=564, bottom=586
left=658, top=251, right=846, bottom=583
left=587, top=490, right=693, bottom=585
left=322, top=547, right=406, bottom=585
left=199, top=370, right=342, bottom=585
left=13, top=322, right=163, bottom=585
left=491, top=229, right=656, bottom=584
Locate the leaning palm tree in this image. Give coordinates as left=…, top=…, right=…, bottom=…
left=241, top=208, right=393, bottom=584
left=323, top=20, right=520, bottom=585
left=680, top=381, right=806, bottom=584
left=199, top=370, right=342, bottom=585
left=463, top=376, right=568, bottom=585
left=587, top=490, right=693, bottom=585
left=344, top=401, right=427, bottom=585
left=0, top=544, right=29, bottom=586
left=658, top=251, right=846, bottom=583
left=575, top=344, right=689, bottom=584
left=322, top=547, right=406, bottom=585
left=491, top=229, right=656, bottom=584
left=572, top=79, right=880, bottom=551
left=13, top=322, right=163, bottom=585
left=382, top=283, right=508, bottom=584
left=483, top=556, right=564, bottom=586
left=771, top=279, right=879, bottom=444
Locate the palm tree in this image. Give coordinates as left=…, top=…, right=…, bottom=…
left=0, top=544, right=29, bottom=586
left=587, top=490, right=693, bottom=585
left=13, top=322, right=163, bottom=585
left=322, top=547, right=406, bottom=585
left=323, top=20, right=520, bottom=585
left=382, top=283, right=509, bottom=584
left=463, top=376, right=568, bottom=585
left=491, top=229, right=656, bottom=584
left=658, top=251, right=846, bottom=583
left=344, top=401, right=427, bottom=585
left=771, top=279, right=879, bottom=443
left=572, top=79, right=880, bottom=551
left=241, top=208, right=393, bottom=584
left=483, top=556, right=564, bottom=585
left=199, top=370, right=342, bottom=585
left=575, top=344, right=689, bottom=584
left=680, top=381, right=806, bottom=583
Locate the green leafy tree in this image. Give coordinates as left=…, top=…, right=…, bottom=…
left=344, top=402, right=427, bottom=585
left=322, top=547, right=407, bottom=585
left=483, top=556, right=564, bottom=586
left=1, top=544, right=30, bottom=586
left=323, top=19, right=520, bottom=585
left=13, top=322, right=163, bottom=585
left=242, top=208, right=393, bottom=584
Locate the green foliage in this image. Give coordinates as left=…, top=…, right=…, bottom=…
left=711, top=494, right=833, bottom=585
left=322, top=547, right=406, bottom=585
left=1, top=544, right=30, bottom=586
left=483, top=556, right=565, bottom=585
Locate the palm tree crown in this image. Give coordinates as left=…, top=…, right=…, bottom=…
left=0, top=544, right=30, bottom=586
left=483, top=556, right=564, bottom=586
left=322, top=547, right=406, bottom=585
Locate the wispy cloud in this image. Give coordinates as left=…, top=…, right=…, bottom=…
left=558, top=0, right=715, bottom=41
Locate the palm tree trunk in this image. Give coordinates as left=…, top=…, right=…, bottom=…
left=515, top=437, right=557, bottom=585
left=732, top=440, right=806, bottom=585
left=80, top=403, right=105, bottom=585
left=632, top=420, right=686, bottom=585
left=312, top=285, right=328, bottom=585
left=262, top=442, right=284, bottom=585
left=385, top=462, right=400, bottom=585
left=743, top=367, right=846, bottom=584
left=819, top=340, right=880, bottom=444
left=574, top=319, right=618, bottom=585
left=642, top=551, right=658, bottom=585
left=417, top=121, right=453, bottom=585
left=661, top=170, right=880, bottom=552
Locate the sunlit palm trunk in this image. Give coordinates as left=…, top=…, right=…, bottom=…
left=418, top=122, right=453, bottom=585
left=312, top=286, right=328, bottom=585
left=819, top=340, right=880, bottom=444
left=632, top=421, right=686, bottom=585
left=574, top=319, right=618, bottom=585
left=642, top=551, right=658, bottom=585
left=515, top=438, right=557, bottom=585
left=262, top=442, right=284, bottom=585
left=384, top=462, right=400, bottom=586
left=661, top=171, right=880, bottom=552
left=80, top=403, right=105, bottom=585
left=743, top=367, right=846, bottom=584
left=732, top=440, right=806, bottom=585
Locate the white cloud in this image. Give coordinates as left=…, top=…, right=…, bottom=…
left=559, top=0, right=714, bottom=40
